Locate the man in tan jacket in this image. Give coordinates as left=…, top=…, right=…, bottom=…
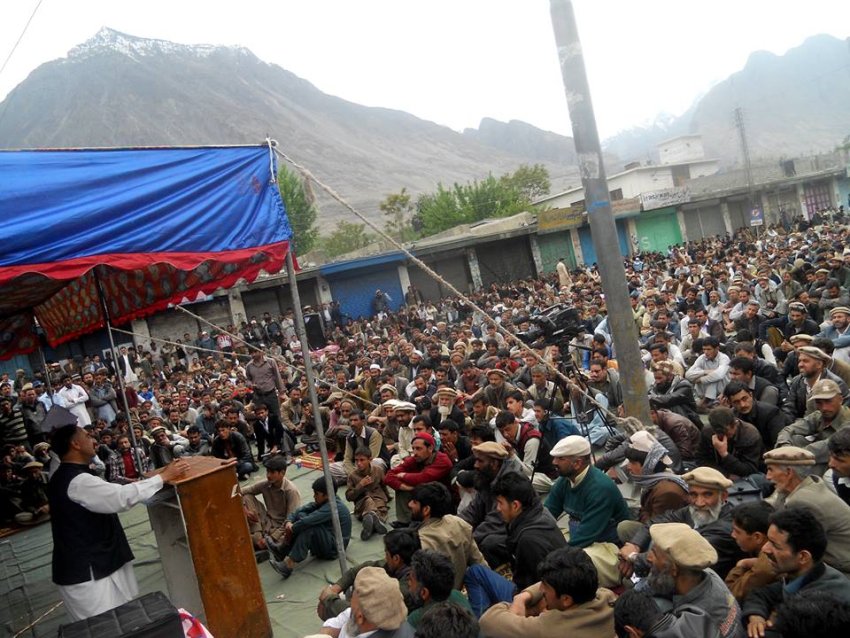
left=479, top=546, right=615, bottom=638
left=409, top=482, right=485, bottom=590
left=764, top=446, right=850, bottom=576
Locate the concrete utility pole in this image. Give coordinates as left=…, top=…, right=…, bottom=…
left=549, top=0, right=651, bottom=423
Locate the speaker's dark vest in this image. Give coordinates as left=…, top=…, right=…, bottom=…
left=48, top=462, right=134, bottom=586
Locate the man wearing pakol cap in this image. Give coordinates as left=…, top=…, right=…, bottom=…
left=478, top=546, right=616, bottom=638
left=428, top=387, right=465, bottom=428
left=645, top=523, right=744, bottom=638
left=763, top=446, right=850, bottom=576
left=620, top=467, right=743, bottom=580
left=816, top=306, right=850, bottom=365
left=319, top=565, right=414, bottom=637
left=384, top=433, right=452, bottom=524
left=742, top=508, right=850, bottom=638
left=458, top=441, right=524, bottom=568
left=473, top=369, right=516, bottom=411
left=14, top=460, right=50, bottom=525
left=776, top=378, right=850, bottom=472
left=545, top=435, right=631, bottom=587
left=780, top=346, right=850, bottom=421
left=759, top=300, right=819, bottom=356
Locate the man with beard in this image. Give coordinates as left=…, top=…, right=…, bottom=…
left=645, top=523, right=744, bottom=638
left=458, top=441, right=523, bottom=568
left=408, top=482, right=485, bottom=590
left=463, top=473, right=566, bottom=617
left=545, top=435, right=630, bottom=587
left=386, top=402, right=415, bottom=466
left=781, top=346, right=850, bottom=421
left=525, top=365, right=565, bottom=414
left=818, top=306, right=850, bottom=365
left=319, top=566, right=414, bottom=638
left=777, top=379, right=850, bottom=473
left=619, top=466, right=742, bottom=579
left=428, top=387, right=465, bottom=428
left=384, top=433, right=451, bottom=524
left=648, top=361, right=703, bottom=428
left=723, top=382, right=787, bottom=449
left=318, top=529, right=420, bottom=621
left=742, top=508, right=850, bottom=638
left=473, top=369, right=516, bottom=411
left=763, top=446, right=850, bottom=576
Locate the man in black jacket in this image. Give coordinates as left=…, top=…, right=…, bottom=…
left=462, top=473, right=567, bottom=617
left=781, top=346, right=850, bottom=421
left=723, top=381, right=787, bottom=448
left=743, top=508, right=850, bottom=637
left=250, top=402, right=285, bottom=459
left=648, top=362, right=703, bottom=428
left=695, top=407, right=764, bottom=479
left=619, top=466, right=743, bottom=580
left=211, top=420, right=257, bottom=480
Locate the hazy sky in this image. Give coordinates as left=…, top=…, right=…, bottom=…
left=1, top=1, right=848, bottom=139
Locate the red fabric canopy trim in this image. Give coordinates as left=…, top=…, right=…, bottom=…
left=0, top=241, right=293, bottom=359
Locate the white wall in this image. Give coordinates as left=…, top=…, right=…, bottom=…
left=658, top=137, right=705, bottom=164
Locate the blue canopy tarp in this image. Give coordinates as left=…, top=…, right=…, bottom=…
left=0, top=144, right=292, bottom=359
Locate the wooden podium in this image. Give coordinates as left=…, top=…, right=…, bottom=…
left=147, top=457, right=272, bottom=638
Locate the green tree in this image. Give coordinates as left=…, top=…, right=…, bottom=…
left=321, top=221, right=374, bottom=258
left=500, top=163, right=551, bottom=201
left=415, top=165, right=547, bottom=236
left=379, top=188, right=417, bottom=241
left=277, top=164, right=319, bottom=254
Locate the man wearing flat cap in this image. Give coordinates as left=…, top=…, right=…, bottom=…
left=646, top=523, right=744, bottom=638
left=764, top=446, right=850, bottom=576
left=742, top=508, right=850, bottom=638
left=545, top=435, right=630, bottom=587
left=319, top=565, right=414, bottom=637
left=776, top=378, right=850, bottom=472
left=780, top=346, right=850, bottom=421
left=620, top=466, right=743, bottom=580
left=472, top=369, right=516, bottom=411
left=458, top=441, right=524, bottom=568
left=816, top=305, right=850, bottom=365
left=428, top=387, right=465, bottom=429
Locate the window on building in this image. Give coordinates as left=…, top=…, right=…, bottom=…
left=609, top=188, right=623, bottom=201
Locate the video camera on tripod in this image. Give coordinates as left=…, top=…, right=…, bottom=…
left=513, top=303, right=584, bottom=348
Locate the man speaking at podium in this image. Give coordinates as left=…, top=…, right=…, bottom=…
left=47, top=424, right=189, bottom=620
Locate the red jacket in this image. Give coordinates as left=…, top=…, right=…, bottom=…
left=384, top=452, right=453, bottom=489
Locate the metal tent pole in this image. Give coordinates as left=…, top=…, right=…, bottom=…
left=549, top=0, right=651, bottom=423
left=284, top=249, right=348, bottom=575
left=94, top=270, right=145, bottom=474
